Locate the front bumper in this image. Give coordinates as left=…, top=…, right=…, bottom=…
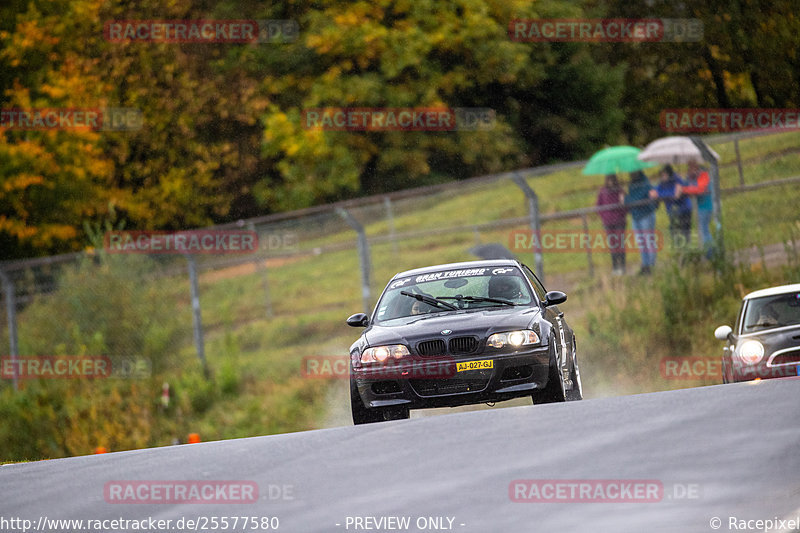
left=351, top=346, right=551, bottom=409
left=728, top=359, right=800, bottom=382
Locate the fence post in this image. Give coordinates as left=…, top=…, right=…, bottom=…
left=384, top=196, right=399, bottom=256
left=0, top=269, right=19, bottom=390
left=185, top=254, right=209, bottom=378
left=734, top=138, right=744, bottom=186
left=248, top=222, right=273, bottom=317
left=473, top=226, right=482, bottom=246
left=512, top=173, right=545, bottom=283
left=336, top=208, right=372, bottom=315
left=581, top=214, right=595, bottom=278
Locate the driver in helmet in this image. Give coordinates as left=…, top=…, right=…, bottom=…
left=487, top=276, right=523, bottom=301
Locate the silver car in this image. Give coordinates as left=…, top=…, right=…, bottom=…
left=714, top=284, right=800, bottom=383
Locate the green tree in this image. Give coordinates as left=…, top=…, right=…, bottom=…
left=246, top=0, right=625, bottom=205
left=1, top=0, right=628, bottom=257
left=592, top=0, right=800, bottom=143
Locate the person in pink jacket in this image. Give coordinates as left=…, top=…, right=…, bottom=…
left=679, top=160, right=713, bottom=259
left=596, top=174, right=627, bottom=275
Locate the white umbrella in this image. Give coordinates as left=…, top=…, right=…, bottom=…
left=637, top=136, right=720, bottom=164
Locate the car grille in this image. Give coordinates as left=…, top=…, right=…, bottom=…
left=417, top=339, right=447, bottom=356
left=770, top=348, right=800, bottom=366
left=448, top=336, right=479, bottom=355
left=416, top=336, right=480, bottom=356
left=410, top=377, right=490, bottom=396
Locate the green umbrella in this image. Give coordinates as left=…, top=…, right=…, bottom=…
left=582, top=146, right=656, bottom=175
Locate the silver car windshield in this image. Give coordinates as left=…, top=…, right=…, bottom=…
left=742, top=292, right=800, bottom=332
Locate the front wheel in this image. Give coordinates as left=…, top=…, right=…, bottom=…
left=351, top=378, right=384, bottom=425
left=382, top=405, right=410, bottom=421
left=532, top=340, right=566, bottom=405
left=565, top=339, right=583, bottom=401
left=350, top=379, right=410, bottom=424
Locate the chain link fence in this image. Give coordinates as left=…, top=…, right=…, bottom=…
left=1, top=129, right=799, bottom=391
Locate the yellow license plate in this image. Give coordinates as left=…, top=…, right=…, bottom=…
left=456, top=360, right=493, bottom=372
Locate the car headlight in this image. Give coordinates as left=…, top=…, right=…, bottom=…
left=737, top=340, right=765, bottom=364
left=486, top=330, right=540, bottom=349
left=360, top=344, right=409, bottom=364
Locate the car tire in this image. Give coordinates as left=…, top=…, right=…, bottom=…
left=350, top=378, right=410, bottom=424
left=350, top=378, right=385, bottom=425
left=532, top=338, right=566, bottom=405
left=382, top=406, right=410, bottom=421
left=565, top=339, right=583, bottom=401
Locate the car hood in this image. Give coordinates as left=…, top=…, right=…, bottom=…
left=364, top=307, right=541, bottom=347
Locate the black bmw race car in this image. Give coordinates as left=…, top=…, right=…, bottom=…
left=346, top=259, right=582, bottom=424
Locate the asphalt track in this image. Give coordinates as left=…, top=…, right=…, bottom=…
left=1, top=378, right=799, bottom=533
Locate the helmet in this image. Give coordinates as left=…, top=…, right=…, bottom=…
left=488, top=276, right=521, bottom=300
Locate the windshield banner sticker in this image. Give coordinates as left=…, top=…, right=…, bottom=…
left=389, top=268, right=522, bottom=288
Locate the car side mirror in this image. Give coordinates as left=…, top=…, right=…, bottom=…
left=544, top=290, right=567, bottom=307
left=346, top=313, right=370, bottom=327
left=714, top=325, right=732, bottom=341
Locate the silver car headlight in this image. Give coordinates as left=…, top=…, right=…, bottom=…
left=737, top=340, right=765, bottom=365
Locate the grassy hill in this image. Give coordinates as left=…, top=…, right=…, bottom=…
left=2, top=130, right=799, bottom=460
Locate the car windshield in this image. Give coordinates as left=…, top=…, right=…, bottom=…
left=742, top=292, right=800, bottom=332
left=374, top=267, right=534, bottom=323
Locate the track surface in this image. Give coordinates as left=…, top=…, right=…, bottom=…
left=1, top=379, right=799, bottom=533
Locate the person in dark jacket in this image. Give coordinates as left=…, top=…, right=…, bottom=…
left=625, top=170, right=659, bottom=275
left=655, top=164, right=692, bottom=249
left=596, top=174, right=627, bottom=275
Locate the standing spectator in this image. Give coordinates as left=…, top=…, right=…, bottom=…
left=596, top=174, right=627, bottom=275
left=625, top=170, right=659, bottom=275
left=655, top=164, right=692, bottom=249
left=681, top=160, right=713, bottom=258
